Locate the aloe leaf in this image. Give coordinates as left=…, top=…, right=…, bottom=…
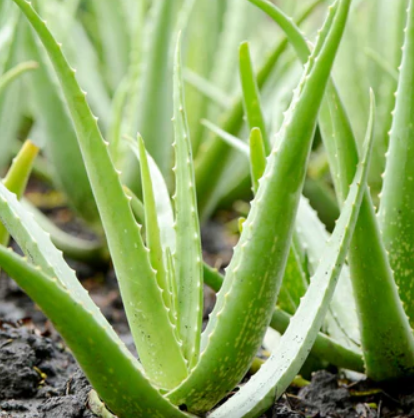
left=302, top=177, right=340, bottom=232
left=89, top=0, right=130, bottom=91
left=168, top=1, right=350, bottom=413
left=249, top=128, right=267, bottom=193
left=0, top=140, right=39, bottom=245
left=269, top=309, right=363, bottom=373
left=23, top=24, right=100, bottom=225
left=195, top=0, right=324, bottom=220
left=36, top=2, right=111, bottom=128
left=124, top=0, right=174, bottom=187
left=366, top=0, right=406, bottom=192
left=0, top=6, right=22, bottom=170
left=107, top=78, right=129, bottom=166
left=136, top=135, right=173, bottom=314
left=21, top=200, right=108, bottom=265
left=365, top=48, right=399, bottom=82
left=277, top=242, right=308, bottom=316
left=296, top=197, right=360, bottom=348
left=183, top=0, right=224, bottom=152
left=201, top=119, right=249, bottom=155
left=0, top=60, right=37, bottom=94
left=184, top=69, right=233, bottom=110
left=173, top=36, right=203, bottom=369
left=11, top=0, right=187, bottom=389
left=239, top=42, right=270, bottom=153
left=210, top=82, right=373, bottom=418
left=3, top=140, right=38, bottom=199
left=127, top=137, right=176, bottom=253
left=250, top=0, right=414, bottom=381
left=0, top=247, right=194, bottom=418
left=378, top=0, right=414, bottom=328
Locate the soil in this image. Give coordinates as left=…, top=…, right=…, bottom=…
left=1, top=195, right=414, bottom=417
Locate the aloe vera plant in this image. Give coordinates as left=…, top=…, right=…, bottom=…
left=0, top=0, right=369, bottom=416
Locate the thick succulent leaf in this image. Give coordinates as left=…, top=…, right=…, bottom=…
left=22, top=200, right=108, bottom=265
left=36, top=1, right=111, bottom=127
left=183, top=0, right=224, bottom=152
left=173, top=36, right=203, bottom=369
left=167, top=2, right=350, bottom=413
left=379, top=0, right=414, bottom=327
left=365, top=0, right=406, bottom=192
left=201, top=119, right=249, bottom=155
left=209, top=83, right=373, bottom=418
left=0, top=1, right=19, bottom=70
left=365, top=48, right=399, bottom=82
left=136, top=135, right=172, bottom=313
left=127, top=137, right=176, bottom=253
left=0, top=6, right=22, bottom=170
left=277, top=242, right=308, bottom=316
left=124, top=0, right=174, bottom=187
left=269, top=309, right=363, bottom=373
left=184, top=69, right=233, bottom=110
left=296, top=197, right=360, bottom=348
left=249, top=128, right=267, bottom=193
left=0, top=248, right=194, bottom=418
left=2, top=140, right=38, bottom=199
left=195, top=0, right=325, bottom=220
left=11, top=0, right=187, bottom=389
left=0, top=140, right=39, bottom=245
left=24, top=25, right=100, bottom=224
left=0, top=60, right=37, bottom=94
left=251, top=0, right=414, bottom=381
left=239, top=42, right=270, bottom=153
left=89, top=0, right=130, bottom=91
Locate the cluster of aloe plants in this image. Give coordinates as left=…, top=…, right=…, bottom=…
left=2, top=0, right=414, bottom=416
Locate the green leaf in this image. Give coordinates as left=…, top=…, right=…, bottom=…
left=239, top=42, right=270, bottom=153
left=136, top=135, right=173, bottom=313
left=0, top=140, right=39, bottom=245
left=379, top=0, right=414, bottom=328
left=127, top=136, right=176, bottom=253
left=124, top=0, right=175, bottom=187
left=296, top=197, right=360, bottom=349
left=24, top=24, right=100, bottom=225
left=173, top=35, right=203, bottom=369
left=89, top=0, right=130, bottom=91
left=249, top=128, right=267, bottom=193
left=0, top=60, right=37, bottom=95
left=0, top=6, right=23, bottom=170
left=209, top=78, right=374, bottom=418
left=11, top=0, right=187, bottom=389
left=22, top=200, right=108, bottom=266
